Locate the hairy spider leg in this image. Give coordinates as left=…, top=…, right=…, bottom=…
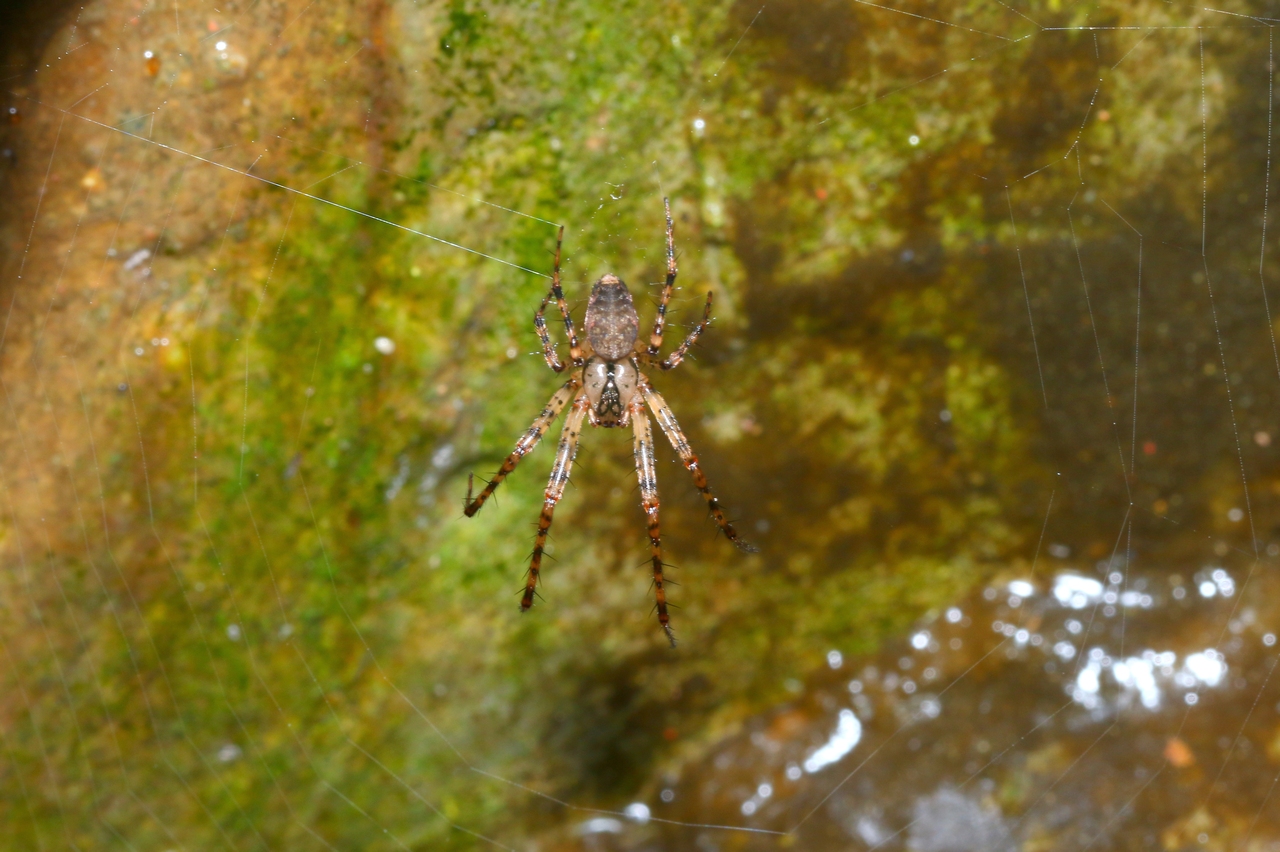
left=642, top=382, right=759, bottom=553
left=631, top=397, right=676, bottom=646
left=523, top=394, right=589, bottom=611
left=645, top=290, right=713, bottom=371
left=646, top=197, right=679, bottom=357
left=534, top=290, right=567, bottom=372
left=463, top=376, right=582, bottom=516
left=547, top=225, right=585, bottom=365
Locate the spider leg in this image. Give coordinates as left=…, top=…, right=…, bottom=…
left=547, top=226, right=586, bottom=366
left=523, top=393, right=589, bottom=611
left=645, top=197, right=678, bottom=358
left=534, top=291, right=567, bottom=372
left=642, top=290, right=712, bottom=371
left=632, top=397, right=676, bottom=647
left=641, top=380, right=759, bottom=553
left=463, top=375, right=582, bottom=516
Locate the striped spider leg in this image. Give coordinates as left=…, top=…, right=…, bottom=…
left=463, top=375, right=582, bottom=517
left=533, top=225, right=585, bottom=371
left=645, top=197, right=679, bottom=357
left=637, top=197, right=713, bottom=371
left=638, top=290, right=713, bottom=372
left=534, top=292, right=569, bottom=372
left=523, top=393, right=590, bottom=610
left=630, top=392, right=676, bottom=646
left=641, top=379, right=758, bottom=554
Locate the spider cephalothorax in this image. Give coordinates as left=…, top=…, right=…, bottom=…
left=463, top=199, right=757, bottom=646
left=583, top=354, right=638, bottom=427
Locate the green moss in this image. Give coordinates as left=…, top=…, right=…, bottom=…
left=8, top=0, right=1250, bottom=846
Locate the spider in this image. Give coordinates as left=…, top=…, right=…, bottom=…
left=463, top=198, right=757, bottom=646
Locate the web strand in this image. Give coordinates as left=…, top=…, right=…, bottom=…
left=5, top=93, right=553, bottom=279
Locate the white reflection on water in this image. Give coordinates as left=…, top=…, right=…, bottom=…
left=623, top=802, right=650, bottom=823
left=1183, top=650, right=1225, bottom=686
left=1071, top=648, right=1226, bottom=711
left=1053, top=573, right=1104, bottom=608
left=1007, top=579, right=1035, bottom=598
left=575, top=817, right=623, bottom=835
left=1112, top=657, right=1160, bottom=708
left=803, top=709, right=863, bottom=773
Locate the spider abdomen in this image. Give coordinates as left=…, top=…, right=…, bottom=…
left=583, top=274, right=639, bottom=361
left=583, top=357, right=638, bottom=427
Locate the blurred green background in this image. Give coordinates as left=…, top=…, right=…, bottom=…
left=3, top=0, right=1280, bottom=849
